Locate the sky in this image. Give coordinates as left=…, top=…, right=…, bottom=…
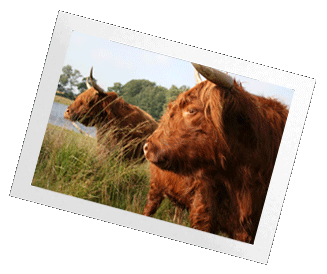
left=62, top=31, right=294, bottom=106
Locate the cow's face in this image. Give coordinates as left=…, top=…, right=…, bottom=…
left=64, top=88, right=118, bottom=127
left=144, top=81, right=223, bottom=174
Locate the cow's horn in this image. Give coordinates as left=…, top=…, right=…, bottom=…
left=194, top=69, right=202, bottom=84
left=191, top=63, right=234, bottom=89
left=89, top=67, right=105, bottom=94
left=86, top=77, right=92, bottom=89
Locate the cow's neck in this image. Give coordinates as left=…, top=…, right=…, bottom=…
left=92, top=97, right=132, bottom=137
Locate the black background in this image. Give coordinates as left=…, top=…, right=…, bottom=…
left=1, top=4, right=327, bottom=273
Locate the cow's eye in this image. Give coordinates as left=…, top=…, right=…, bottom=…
left=187, top=108, right=197, bottom=115
left=183, top=107, right=199, bottom=118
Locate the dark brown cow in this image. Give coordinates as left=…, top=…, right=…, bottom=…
left=64, top=67, right=158, bottom=160
left=143, top=63, right=289, bottom=243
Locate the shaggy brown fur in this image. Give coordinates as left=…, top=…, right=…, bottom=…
left=64, top=85, right=158, bottom=160
left=143, top=79, right=289, bottom=243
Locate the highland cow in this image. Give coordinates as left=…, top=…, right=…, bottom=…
left=64, top=67, right=158, bottom=160
left=143, top=63, right=289, bottom=243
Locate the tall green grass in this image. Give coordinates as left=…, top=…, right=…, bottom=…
left=32, top=124, right=190, bottom=226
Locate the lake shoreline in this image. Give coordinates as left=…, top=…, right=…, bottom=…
left=49, top=101, right=96, bottom=137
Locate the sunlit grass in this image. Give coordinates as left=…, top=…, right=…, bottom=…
left=54, top=94, right=74, bottom=106
left=32, top=124, right=190, bottom=225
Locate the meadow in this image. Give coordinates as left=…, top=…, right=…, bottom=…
left=54, top=94, right=74, bottom=106
left=32, top=124, right=190, bottom=226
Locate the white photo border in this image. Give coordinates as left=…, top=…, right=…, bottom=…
left=10, top=11, right=315, bottom=264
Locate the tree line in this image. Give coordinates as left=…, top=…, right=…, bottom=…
left=57, top=65, right=189, bottom=121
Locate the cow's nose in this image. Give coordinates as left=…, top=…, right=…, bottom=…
left=143, top=142, right=149, bottom=154
left=64, top=108, right=70, bottom=119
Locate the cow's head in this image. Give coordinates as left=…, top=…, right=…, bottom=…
left=143, top=64, right=239, bottom=175
left=64, top=67, right=118, bottom=127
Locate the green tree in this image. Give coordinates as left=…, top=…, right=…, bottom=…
left=119, top=79, right=168, bottom=120
left=76, top=77, right=99, bottom=94
left=57, top=73, right=68, bottom=92
left=76, top=77, right=88, bottom=94
left=152, top=86, right=167, bottom=119
left=108, top=82, right=123, bottom=94
left=163, top=85, right=189, bottom=110
left=120, top=79, right=156, bottom=104
left=57, top=65, right=82, bottom=94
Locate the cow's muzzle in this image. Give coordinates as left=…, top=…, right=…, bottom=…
left=64, top=108, right=77, bottom=121
left=143, top=140, right=169, bottom=170
left=143, top=142, right=149, bottom=156
left=143, top=140, right=159, bottom=164
left=64, top=108, right=70, bottom=120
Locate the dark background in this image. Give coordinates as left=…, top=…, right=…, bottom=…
left=2, top=2, right=324, bottom=272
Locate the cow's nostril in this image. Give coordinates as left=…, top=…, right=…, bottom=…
left=143, top=143, right=148, bottom=153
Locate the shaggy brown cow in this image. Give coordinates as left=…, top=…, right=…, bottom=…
left=143, top=63, right=289, bottom=243
left=64, top=67, right=158, bottom=160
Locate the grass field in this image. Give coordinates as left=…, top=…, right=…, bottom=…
left=54, top=94, right=74, bottom=106
left=32, top=124, right=190, bottom=226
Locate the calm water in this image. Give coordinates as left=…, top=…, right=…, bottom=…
left=48, top=102, right=96, bottom=137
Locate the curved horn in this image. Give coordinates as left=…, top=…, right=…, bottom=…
left=86, top=77, right=92, bottom=89
left=191, top=63, right=234, bottom=89
left=89, top=67, right=105, bottom=94
left=194, top=69, right=202, bottom=84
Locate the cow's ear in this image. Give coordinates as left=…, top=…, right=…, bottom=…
left=93, top=88, right=100, bottom=96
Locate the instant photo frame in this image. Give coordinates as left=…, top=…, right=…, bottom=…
left=10, top=11, right=315, bottom=264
